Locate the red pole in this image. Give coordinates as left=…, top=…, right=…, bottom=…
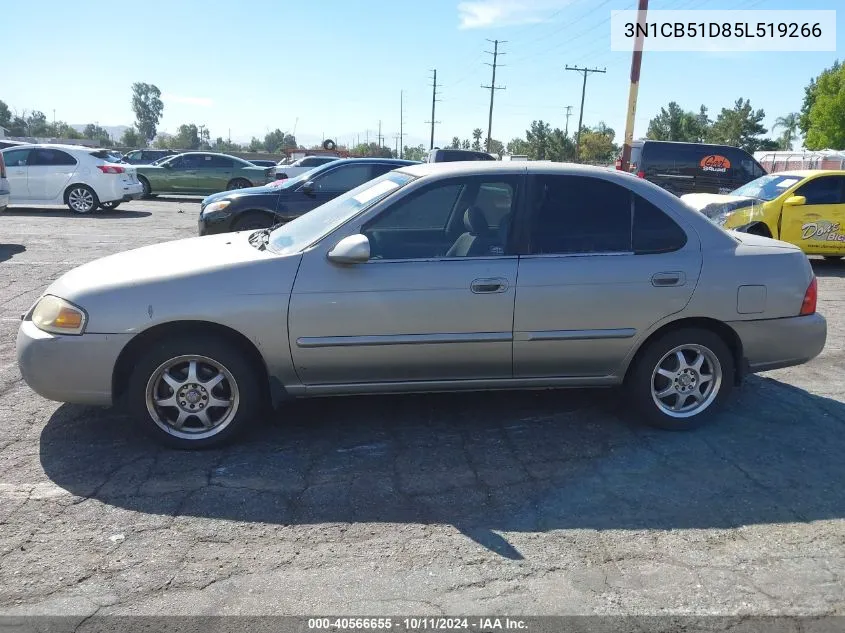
left=619, top=0, right=648, bottom=172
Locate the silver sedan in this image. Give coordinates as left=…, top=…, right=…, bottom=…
left=17, top=162, right=826, bottom=448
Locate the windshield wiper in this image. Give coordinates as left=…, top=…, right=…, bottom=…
left=248, top=228, right=271, bottom=251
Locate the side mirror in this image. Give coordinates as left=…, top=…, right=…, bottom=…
left=301, top=180, right=315, bottom=195
left=162, top=162, right=172, bottom=169
left=783, top=195, right=806, bottom=207
left=327, top=234, right=370, bottom=264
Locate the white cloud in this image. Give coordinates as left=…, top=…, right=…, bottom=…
left=162, top=93, right=214, bottom=107
left=457, top=0, right=572, bottom=30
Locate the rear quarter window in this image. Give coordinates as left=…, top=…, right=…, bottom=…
left=633, top=196, right=688, bottom=254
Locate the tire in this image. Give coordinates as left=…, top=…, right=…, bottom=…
left=233, top=211, right=275, bottom=232
left=226, top=178, right=252, bottom=191
left=125, top=335, right=262, bottom=449
left=65, top=185, right=99, bottom=214
left=100, top=201, right=121, bottom=211
left=138, top=176, right=154, bottom=199
left=626, top=327, right=734, bottom=431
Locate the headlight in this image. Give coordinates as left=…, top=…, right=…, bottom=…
left=31, top=295, right=87, bottom=335
left=204, top=200, right=232, bottom=214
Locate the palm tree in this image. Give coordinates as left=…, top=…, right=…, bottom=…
left=471, top=128, right=483, bottom=151
left=773, top=113, right=800, bottom=150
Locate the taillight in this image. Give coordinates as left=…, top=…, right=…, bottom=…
left=97, top=165, right=125, bottom=174
left=615, top=159, right=622, bottom=170
left=636, top=171, right=645, bottom=178
left=800, top=276, right=817, bottom=315
left=0, top=153, right=5, bottom=179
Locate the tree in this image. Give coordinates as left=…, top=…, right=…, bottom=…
left=578, top=122, right=618, bottom=164
left=506, top=138, right=528, bottom=155
left=449, top=136, right=461, bottom=149
left=706, top=98, right=767, bottom=152
left=525, top=120, right=552, bottom=160
left=121, top=127, right=141, bottom=148
left=646, top=102, right=709, bottom=142
left=173, top=124, right=200, bottom=150
left=26, top=111, right=50, bottom=136
left=83, top=123, right=112, bottom=145
left=485, top=138, right=504, bottom=157
left=773, top=112, right=800, bottom=150
left=403, top=144, right=426, bottom=161
left=801, top=61, right=845, bottom=150
left=547, top=128, right=576, bottom=162
left=352, top=142, right=393, bottom=158
left=131, top=82, right=164, bottom=145
left=471, top=128, right=483, bottom=151
left=282, top=134, right=297, bottom=150
left=0, top=100, right=10, bottom=129
left=153, top=132, right=174, bottom=149
left=461, top=139, right=471, bottom=150
left=248, top=137, right=263, bottom=152
left=263, top=129, right=285, bottom=153
left=52, top=122, right=84, bottom=141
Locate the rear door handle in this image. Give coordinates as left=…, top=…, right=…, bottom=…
left=471, top=278, right=509, bottom=294
left=651, top=272, right=686, bottom=287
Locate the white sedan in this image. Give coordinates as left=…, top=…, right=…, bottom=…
left=0, top=144, right=144, bottom=213
left=274, top=155, right=339, bottom=180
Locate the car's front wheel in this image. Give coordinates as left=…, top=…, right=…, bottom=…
left=126, top=335, right=262, bottom=449
left=627, top=327, right=734, bottom=430
left=66, top=185, right=99, bottom=214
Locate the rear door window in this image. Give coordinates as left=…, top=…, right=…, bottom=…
left=794, top=176, right=845, bottom=205
left=30, top=149, right=77, bottom=166
left=3, top=149, right=31, bottom=167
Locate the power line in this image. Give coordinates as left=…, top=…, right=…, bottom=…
left=425, top=69, right=442, bottom=149
left=481, top=39, right=506, bottom=152
left=565, top=65, right=606, bottom=159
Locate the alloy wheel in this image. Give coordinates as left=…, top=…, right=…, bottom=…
left=68, top=187, right=95, bottom=213
left=650, top=344, right=722, bottom=418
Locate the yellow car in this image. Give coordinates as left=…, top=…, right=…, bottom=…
left=682, top=170, right=845, bottom=259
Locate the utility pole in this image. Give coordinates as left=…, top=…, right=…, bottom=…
left=426, top=69, right=441, bottom=149
left=620, top=0, right=648, bottom=172
left=378, top=120, right=383, bottom=148
left=393, top=133, right=401, bottom=157
left=399, top=90, right=405, bottom=159
left=366, top=130, right=369, bottom=146
left=565, top=65, right=606, bottom=161
left=564, top=105, right=573, bottom=137
left=482, top=39, right=506, bottom=152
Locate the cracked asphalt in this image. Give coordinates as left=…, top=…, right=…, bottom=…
left=1, top=199, right=845, bottom=618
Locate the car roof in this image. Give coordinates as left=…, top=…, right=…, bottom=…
left=397, top=161, right=631, bottom=179
left=767, top=169, right=845, bottom=178
left=0, top=143, right=95, bottom=152
left=326, top=158, right=418, bottom=166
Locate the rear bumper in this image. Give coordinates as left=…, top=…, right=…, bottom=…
left=0, top=190, right=9, bottom=211
left=730, top=313, right=827, bottom=374
left=100, top=182, right=144, bottom=204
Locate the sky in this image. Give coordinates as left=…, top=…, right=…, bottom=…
left=2, top=0, right=843, bottom=149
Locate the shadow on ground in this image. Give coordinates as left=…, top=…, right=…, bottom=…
left=3, top=209, right=152, bottom=219
left=144, top=196, right=203, bottom=204
left=40, top=376, right=845, bottom=558
left=811, top=258, right=845, bottom=279
left=0, top=244, right=26, bottom=263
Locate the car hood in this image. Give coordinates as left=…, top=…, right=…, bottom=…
left=44, top=232, right=302, bottom=333
left=680, top=193, right=761, bottom=219
left=203, top=185, right=281, bottom=206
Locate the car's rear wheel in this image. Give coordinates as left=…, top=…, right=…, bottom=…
left=138, top=176, right=154, bottom=199
left=226, top=178, right=251, bottom=190
left=627, top=327, right=734, bottom=430
left=126, top=335, right=261, bottom=449
left=100, top=201, right=121, bottom=211
left=66, top=185, right=99, bottom=214
left=233, top=211, right=275, bottom=232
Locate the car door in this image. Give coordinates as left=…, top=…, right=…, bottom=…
left=2, top=148, right=32, bottom=200
left=194, top=154, right=232, bottom=193
left=288, top=163, right=377, bottom=216
left=163, top=155, right=201, bottom=192
left=779, top=175, right=845, bottom=254
left=27, top=148, right=77, bottom=201
left=287, top=174, right=522, bottom=385
left=512, top=173, right=700, bottom=378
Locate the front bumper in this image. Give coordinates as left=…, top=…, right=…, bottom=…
left=730, top=313, right=827, bottom=374
left=16, top=320, right=132, bottom=406
left=198, top=211, right=235, bottom=236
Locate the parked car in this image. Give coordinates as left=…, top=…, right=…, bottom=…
left=17, top=162, right=826, bottom=449
left=247, top=159, right=278, bottom=168
left=0, top=151, right=9, bottom=212
left=0, top=140, right=28, bottom=150
left=135, top=152, right=274, bottom=197
left=0, top=144, right=143, bottom=213
left=274, top=155, right=339, bottom=179
left=682, top=170, right=845, bottom=259
left=427, top=148, right=496, bottom=162
left=619, top=140, right=767, bottom=196
left=123, top=149, right=179, bottom=165
left=199, top=158, right=417, bottom=235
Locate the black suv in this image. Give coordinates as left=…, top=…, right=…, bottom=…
left=123, top=149, right=179, bottom=165
left=621, top=140, right=766, bottom=196
left=427, top=148, right=496, bottom=162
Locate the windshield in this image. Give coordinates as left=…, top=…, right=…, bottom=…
left=731, top=174, right=803, bottom=201
left=268, top=171, right=415, bottom=255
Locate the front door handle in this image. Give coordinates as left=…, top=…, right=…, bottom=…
left=651, top=272, right=686, bottom=287
left=471, top=278, right=509, bottom=294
